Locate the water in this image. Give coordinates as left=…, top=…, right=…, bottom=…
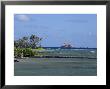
left=35, top=48, right=97, bottom=58
left=14, top=49, right=97, bottom=76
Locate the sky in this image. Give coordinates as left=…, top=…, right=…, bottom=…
left=14, top=14, right=97, bottom=48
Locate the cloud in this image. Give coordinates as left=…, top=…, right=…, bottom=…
left=17, top=15, right=29, bottom=21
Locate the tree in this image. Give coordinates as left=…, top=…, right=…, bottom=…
left=14, top=34, right=42, bottom=48
left=22, top=36, right=29, bottom=48
left=14, top=40, right=19, bottom=48
left=29, top=34, right=42, bottom=48
left=14, top=35, right=43, bottom=58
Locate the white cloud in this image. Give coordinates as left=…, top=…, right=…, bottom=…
left=17, top=15, right=29, bottom=21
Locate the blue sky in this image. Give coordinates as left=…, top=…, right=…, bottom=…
left=14, top=14, right=97, bottom=48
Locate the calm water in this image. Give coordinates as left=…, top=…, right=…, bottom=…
left=14, top=49, right=97, bottom=76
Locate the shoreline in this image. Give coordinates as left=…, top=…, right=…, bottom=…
left=14, top=57, right=97, bottom=63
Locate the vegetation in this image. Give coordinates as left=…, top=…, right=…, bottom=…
left=14, top=34, right=42, bottom=48
left=14, top=34, right=43, bottom=58
left=14, top=47, right=23, bottom=58
left=14, top=48, right=37, bottom=58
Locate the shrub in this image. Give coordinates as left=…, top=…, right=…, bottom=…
left=23, top=48, right=36, bottom=57
left=14, top=48, right=23, bottom=58
left=14, top=48, right=36, bottom=58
